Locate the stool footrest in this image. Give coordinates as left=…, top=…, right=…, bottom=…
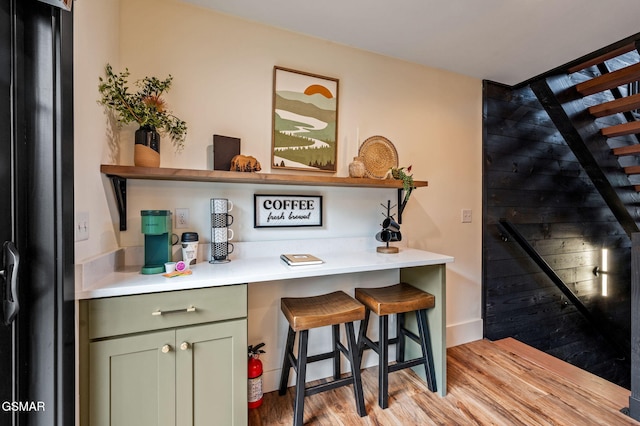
left=400, top=328, right=421, bottom=346
left=283, top=340, right=353, bottom=372
left=388, top=358, right=424, bottom=373
left=306, top=376, right=356, bottom=396
left=306, top=350, right=336, bottom=364
left=363, top=334, right=418, bottom=354
left=362, top=335, right=430, bottom=374
left=361, top=335, right=379, bottom=354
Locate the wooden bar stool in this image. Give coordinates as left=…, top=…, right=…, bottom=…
left=355, top=282, right=437, bottom=409
left=278, top=291, right=367, bottom=426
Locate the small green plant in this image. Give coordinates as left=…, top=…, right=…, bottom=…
left=98, top=64, right=187, bottom=151
left=390, top=165, right=414, bottom=205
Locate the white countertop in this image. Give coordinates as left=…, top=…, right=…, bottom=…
left=76, top=238, right=454, bottom=299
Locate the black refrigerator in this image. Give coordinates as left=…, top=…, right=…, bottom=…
left=0, top=1, right=74, bottom=425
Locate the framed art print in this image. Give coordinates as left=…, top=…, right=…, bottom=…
left=272, top=67, right=339, bottom=173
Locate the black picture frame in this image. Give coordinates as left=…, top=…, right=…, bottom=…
left=254, top=194, right=323, bottom=228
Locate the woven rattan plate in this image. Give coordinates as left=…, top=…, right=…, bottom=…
left=358, top=136, right=398, bottom=179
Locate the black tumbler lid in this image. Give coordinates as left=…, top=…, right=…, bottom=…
left=181, top=232, right=199, bottom=242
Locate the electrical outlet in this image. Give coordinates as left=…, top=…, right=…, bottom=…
left=461, top=209, right=472, bottom=223
left=75, top=211, right=90, bottom=241
left=175, top=208, right=189, bottom=229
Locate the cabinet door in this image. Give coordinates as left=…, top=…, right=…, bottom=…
left=176, top=319, right=247, bottom=426
left=90, top=330, right=176, bottom=426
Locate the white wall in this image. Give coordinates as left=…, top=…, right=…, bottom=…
left=74, top=0, right=482, bottom=345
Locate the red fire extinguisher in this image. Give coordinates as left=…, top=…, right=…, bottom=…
left=248, top=343, right=266, bottom=409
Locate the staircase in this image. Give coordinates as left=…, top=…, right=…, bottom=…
left=528, top=36, right=640, bottom=422
left=529, top=39, right=640, bottom=238
left=572, top=42, right=640, bottom=193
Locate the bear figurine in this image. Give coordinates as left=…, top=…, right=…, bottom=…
left=230, top=155, right=261, bottom=172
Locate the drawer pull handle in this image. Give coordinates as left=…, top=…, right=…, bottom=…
left=152, top=305, right=197, bottom=316
left=180, top=342, right=191, bottom=351
left=161, top=344, right=172, bottom=353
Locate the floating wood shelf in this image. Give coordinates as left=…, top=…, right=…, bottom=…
left=100, top=165, right=428, bottom=230
left=100, top=165, right=427, bottom=189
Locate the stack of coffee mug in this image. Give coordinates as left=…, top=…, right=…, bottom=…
left=210, top=198, right=234, bottom=263
left=376, top=216, right=402, bottom=243
left=375, top=215, right=402, bottom=253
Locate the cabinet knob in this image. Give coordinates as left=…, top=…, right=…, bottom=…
left=161, top=344, right=172, bottom=353
left=180, top=342, right=191, bottom=351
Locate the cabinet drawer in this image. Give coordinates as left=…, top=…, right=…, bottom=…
left=87, top=285, right=247, bottom=339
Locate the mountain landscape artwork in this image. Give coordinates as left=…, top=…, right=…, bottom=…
left=272, top=67, right=339, bottom=172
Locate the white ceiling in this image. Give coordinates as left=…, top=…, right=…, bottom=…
left=182, top=0, right=640, bottom=86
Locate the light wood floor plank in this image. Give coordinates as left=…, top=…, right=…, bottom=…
left=249, top=339, right=639, bottom=425
left=493, top=337, right=630, bottom=408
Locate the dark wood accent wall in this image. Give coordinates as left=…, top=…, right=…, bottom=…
left=483, top=81, right=631, bottom=388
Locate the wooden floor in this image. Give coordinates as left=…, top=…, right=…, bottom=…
left=249, top=338, right=638, bottom=425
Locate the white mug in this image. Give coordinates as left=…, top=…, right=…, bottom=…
left=213, top=227, right=234, bottom=242
left=211, top=198, right=233, bottom=214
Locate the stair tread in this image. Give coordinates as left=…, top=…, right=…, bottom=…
left=568, top=42, right=637, bottom=74
left=590, top=93, right=640, bottom=117
left=492, top=338, right=629, bottom=409
left=613, top=144, right=640, bottom=156
left=602, top=120, right=640, bottom=137
left=624, top=165, right=640, bottom=174
left=576, top=62, right=640, bottom=96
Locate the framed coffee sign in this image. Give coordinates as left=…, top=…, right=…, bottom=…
left=254, top=194, right=323, bottom=228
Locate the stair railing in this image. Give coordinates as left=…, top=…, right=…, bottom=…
left=498, top=218, right=628, bottom=359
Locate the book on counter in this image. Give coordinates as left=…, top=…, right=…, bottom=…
left=280, top=253, right=324, bottom=266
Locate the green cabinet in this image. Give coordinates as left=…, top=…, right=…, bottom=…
left=176, top=320, right=246, bottom=425
left=80, top=285, right=248, bottom=426
left=90, top=330, right=176, bottom=426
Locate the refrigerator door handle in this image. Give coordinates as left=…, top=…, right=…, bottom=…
left=1, top=241, right=19, bottom=326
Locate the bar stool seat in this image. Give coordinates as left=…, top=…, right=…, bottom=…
left=355, top=283, right=437, bottom=409
left=279, top=291, right=367, bottom=426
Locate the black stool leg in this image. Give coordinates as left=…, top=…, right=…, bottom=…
left=417, top=309, right=437, bottom=392
left=293, top=330, right=309, bottom=426
left=279, top=326, right=296, bottom=395
left=344, top=321, right=367, bottom=417
left=379, top=314, right=389, bottom=409
left=357, top=309, right=371, bottom=361
left=396, top=312, right=406, bottom=363
left=332, top=324, right=340, bottom=380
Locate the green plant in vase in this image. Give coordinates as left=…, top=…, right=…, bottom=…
left=98, top=64, right=187, bottom=167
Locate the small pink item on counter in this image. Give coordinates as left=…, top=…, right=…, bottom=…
left=175, top=261, right=187, bottom=272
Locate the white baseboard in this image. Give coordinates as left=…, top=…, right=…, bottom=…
left=446, top=318, right=483, bottom=347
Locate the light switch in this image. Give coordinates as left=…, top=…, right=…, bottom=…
left=462, top=209, right=472, bottom=223
left=75, top=211, right=89, bottom=241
